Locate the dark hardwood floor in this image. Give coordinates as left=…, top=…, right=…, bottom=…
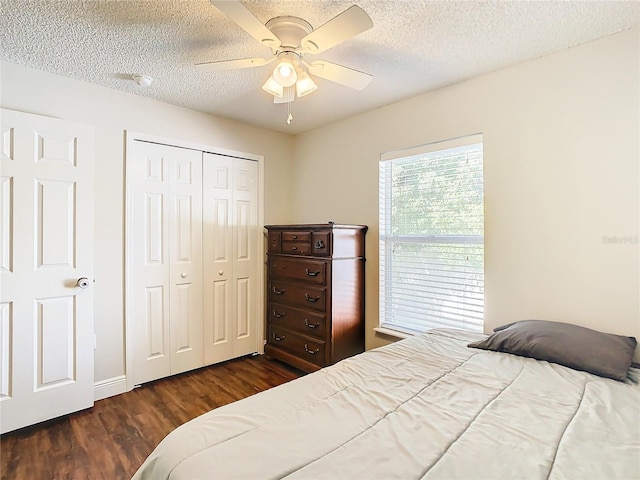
left=1, top=355, right=303, bottom=480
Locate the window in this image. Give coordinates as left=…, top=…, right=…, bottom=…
left=379, top=135, right=484, bottom=335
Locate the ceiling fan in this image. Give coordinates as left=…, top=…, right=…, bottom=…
left=197, top=1, right=374, bottom=104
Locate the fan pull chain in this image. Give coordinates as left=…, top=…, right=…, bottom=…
left=287, top=99, right=293, bottom=125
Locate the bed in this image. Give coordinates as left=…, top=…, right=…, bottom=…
left=132, top=325, right=640, bottom=479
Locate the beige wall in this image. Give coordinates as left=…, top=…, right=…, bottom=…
left=292, top=27, right=640, bottom=356
left=0, top=61, right=294, bottom=383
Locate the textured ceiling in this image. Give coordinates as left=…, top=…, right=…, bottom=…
left=1, top=0, right=639, bottom=134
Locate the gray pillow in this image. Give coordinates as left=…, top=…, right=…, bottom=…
left=468, top=320, right=637, bottom=381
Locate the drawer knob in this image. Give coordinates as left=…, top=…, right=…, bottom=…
left=272, top=287, right=286, bottom=295
left=305, top=293, right=321, bottom=303
left=304, top=319, right=320, bottom=329
left=272, top=332, right=285, bottom=342
left=273, top=310, right=286, bottom=318
left=291, top=246, right=297, bottom=251
left=304, top=344, right=320, bottom=355
left=305, top=269, right=320, bottom=277
left=292, top=235, right=298, bottom=239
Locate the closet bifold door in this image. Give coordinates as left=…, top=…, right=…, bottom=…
left=202, top=153, right=259, bottom=365
left=130, top=141, right=203, bottom=385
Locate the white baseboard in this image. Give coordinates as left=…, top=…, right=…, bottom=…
left=94, top=375, right=128, bottom=401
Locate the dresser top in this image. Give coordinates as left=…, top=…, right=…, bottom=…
left=265, top=223, right=368, bottom=232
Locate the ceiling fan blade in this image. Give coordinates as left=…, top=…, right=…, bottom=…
left=300, top=5, right=373, bottom=54
left=307, top=60, right=372, bottom=90
left=273, top=87, right=295, bottom=103
left=210, top=0, right=281, bottom=49
left=196, top=57, right=274, bottom=72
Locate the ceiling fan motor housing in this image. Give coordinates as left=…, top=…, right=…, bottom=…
left=265, top=16, right=313, bottom=51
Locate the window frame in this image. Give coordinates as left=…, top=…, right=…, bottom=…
left=377, top=134, right=484, bottom=337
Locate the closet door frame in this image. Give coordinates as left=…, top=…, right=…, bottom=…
left=124, top=131, right=265, bottom=392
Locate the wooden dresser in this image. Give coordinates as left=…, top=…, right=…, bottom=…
left=264, top=223, right=367, bottom=373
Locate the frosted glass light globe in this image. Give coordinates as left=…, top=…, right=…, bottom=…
left=273, top=54, right=298, bottom=87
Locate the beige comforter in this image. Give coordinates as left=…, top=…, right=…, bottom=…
left=133, top=329, right=640, bottom=479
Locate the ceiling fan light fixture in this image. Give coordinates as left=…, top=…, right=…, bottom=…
left=295, top=71, right=318, bottom=97
left=274, top=86, right=295, bottom=104
left=273, top=52, right=298, bottom=87
left=262, top=75, right=283, bottom=97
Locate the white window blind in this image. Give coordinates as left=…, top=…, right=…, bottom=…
left=379, top=135, right=484, bottom=334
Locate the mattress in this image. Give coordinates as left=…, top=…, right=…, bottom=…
left=132, top=328, right=640, bottom=479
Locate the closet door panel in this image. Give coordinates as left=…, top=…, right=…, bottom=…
left=169, top=149, right=203, bottom=375
left=131, top=142, right=202, bottom=383
left=203, top=156, right=233, bottom=364
left=203, top=154, right=258, bottom=364
left=235, top=277, right=250, bottom=339
left=131, top=143, right=171, bottom=384
left=144, top=285, right=166, bottom=359
left=232, top=160, right=258, bottom=355
left=211, top=279, right=231, bottom=344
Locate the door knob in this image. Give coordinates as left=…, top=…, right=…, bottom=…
left=76, top=277, right=90, bottom=289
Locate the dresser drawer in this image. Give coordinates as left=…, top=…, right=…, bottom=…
left=269, top=257, right=327, bottom=284
left=282, top=231, right=310, bottom=242
left=269, top=281, right=326, bottom=312
left=281, top=242, right=311, bottom=255
left=269, top=302, right=326, bottom=339
left=268, top=326, right=326, bottom=367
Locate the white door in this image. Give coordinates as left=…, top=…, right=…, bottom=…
left=203, top=153, right=259, bottom=364
left=0, top=109, right=95, bottom=433
left=129, top=141, right=203, bottom=385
